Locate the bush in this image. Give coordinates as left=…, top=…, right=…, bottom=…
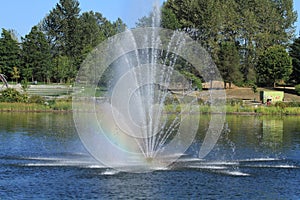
left=50, top=101, right=72, bottom=111
left=274, top=101, right=287, bottom=108
left=295, top=84, right=300, bottom=95
left=227, top=99, right=243, bottom=106
left=28, top=95, right=45, bottom=104
left=275, top=101, right=300, bottom=108
left=0, top=88, right=28, bottom=103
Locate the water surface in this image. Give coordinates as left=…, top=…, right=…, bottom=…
left=0, top=113, right=299, bottom=199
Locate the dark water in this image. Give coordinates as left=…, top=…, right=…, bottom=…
left=0, top=113, right=299, bottom=199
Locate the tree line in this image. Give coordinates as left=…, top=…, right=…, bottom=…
left=158, top=0, right=299, bottom=87
left=0, top=0, right=126, bottom=84
left=0, top=0, right=299, bottom=88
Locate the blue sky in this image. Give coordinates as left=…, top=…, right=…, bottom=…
left=0, top=0, right=299, bottom=38
left=0, top=0, right=164, bottom=38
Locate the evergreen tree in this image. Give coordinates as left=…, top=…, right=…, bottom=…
left=217, top=41, right=243, bottom=88
left=77, top=11, right=107, bottom=63
left=42, top=0, right=80, bottom=55
left=78, top=12, right=126, bottom=66
left=289, top=37, right=300, bottom=84
left=21, top=26, right=52, bottom=83
left=40, top=0, right=127, bottom=83
left=0, top=29, right=20, bottom=80
left=41, top=0, right=81, bottom=70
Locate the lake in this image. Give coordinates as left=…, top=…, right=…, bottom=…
left=0, top=113, right=299, bottom=199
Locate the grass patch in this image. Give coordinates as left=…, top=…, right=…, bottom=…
left=0, top=98, right=72, bottom=112
left=50, top=101, right=72, bottom=111
left=0, top=102, right=50, bottom=112
left=0, top=99, right=299, bottom=115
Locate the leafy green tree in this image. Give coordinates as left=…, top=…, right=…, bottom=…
left=40, top=0, right=127, bottom=83
left=52, top=55, right=73, bottom=83
left=256, top=45, right=292, bottom=87
left=0, top=29, right=20, bottom=79
left=11, top=66, right=20, bottom=83
left=161, top=0, right=297, bottom=86
left=289, top=37, right=300, bottom=84
left=21, top=26, right=52, bottom=83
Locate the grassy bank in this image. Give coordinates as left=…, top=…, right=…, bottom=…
left=225, top=104, right=300, bottom=115
left=0, top=101, right=72, bottom=112
left=0, top=101, right=300, bottom=115
left=165, top=103, right=300, bottom=116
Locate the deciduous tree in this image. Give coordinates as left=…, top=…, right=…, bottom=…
left=256, top=45, right=292, bottom=87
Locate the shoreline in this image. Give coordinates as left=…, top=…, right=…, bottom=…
left=1, top=102, right=300, bottom=116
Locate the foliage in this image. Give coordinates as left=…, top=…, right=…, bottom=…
left=161, top=0, right=297, bottom=84
left=160, top=7, right=181, bottom=30
left=0, top=0, right=298, bottom=89
left=41, top=0, right=81, bottom=58
left=0, top=88, right=27, bottom=103
left=28, top=95, right=45, bottom=104
left=37, top=0, right=126, bottom=84
left=21, top=79, right=29, bottom=92
left=21, top=26, right=52, bottom=83
left=52, top=55, right=74, bottom=83
left=0, top=29, right=20, bottom=80
left=181, top=71, right=202, bottom=91
left=217, top=41, right=243, bottom=88
left=0, top=102, right=50, bottom=112
left=11, top=66, right=20, bottom=83
left=256, top=45, right=293, bottom=87
left=289, top=37, right=300, bottom=84
left=295, top=84, right=300, bottom=95
left=50, top=101, right=72, bottom=111
left=251, top=83, right=258, bottom=94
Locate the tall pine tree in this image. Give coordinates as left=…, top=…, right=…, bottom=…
left=21, top=26, right=52, bottom=83
left=0, top=29, right=20, bottom=80
left=41, top=0, right=81, bottom=76
left=289, top=37, right=300, bottom=84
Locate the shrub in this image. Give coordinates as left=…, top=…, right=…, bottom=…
left=295, top=84, right=300, bottom=95
left=0, top=88, right=28, bottom=103
left=28, top=95, right=45, bottom=104
left=227, top=99, right=242, bottom=106
left=50, top=101, right=72, bottom=111
left=274, top=101, right=287, bottom=108
left=275, top=101, right=300, bottom=108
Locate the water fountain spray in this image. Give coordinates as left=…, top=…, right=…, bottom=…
left=73, top=3, right=226, bottom=172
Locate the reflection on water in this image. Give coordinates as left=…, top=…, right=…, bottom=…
left=262, top=118, right=283, bottom=149
left=0, top=113, right=299, bottom=199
